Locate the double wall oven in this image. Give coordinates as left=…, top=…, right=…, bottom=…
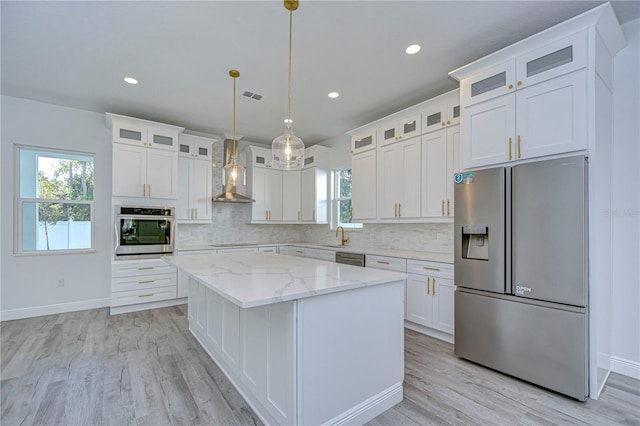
left=114, top=206, right=175, bottom=258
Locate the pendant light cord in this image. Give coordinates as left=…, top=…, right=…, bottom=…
left=233, top=74, right=237, bottom=162
left=287, top=7, right=292, bottom=122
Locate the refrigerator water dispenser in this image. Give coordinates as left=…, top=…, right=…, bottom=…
left=462, top=224, right=489, bottom=260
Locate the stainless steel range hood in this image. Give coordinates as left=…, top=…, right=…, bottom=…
left=213, top=139, right=254, bottom=203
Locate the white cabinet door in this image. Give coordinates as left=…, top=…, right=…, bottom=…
left=516, top=71, right=587, bottom=160
left=282, top=171, right=301, bottom=222
left=113, top=143, right=147, bottom=197
left=400, top=138, right=422, bottom=218
left=177, top=269, right=189, bottom=298
left=461, top=60, right=516, bottom=106
left=421, top=130, right=448, bottom=218
left=252, top=167, right=268, bottom=221
left=351, top=150, right=377, bottom=220
left=113, top=121, right=147, bottom=146
left=301, top=168, right=315, bottom=221
left=378, top=144, right=403, bottom=219
left=177, top=157, right=191, bottom=220
left=446, top=125, right=460, bottom=216
left=462, top=94, right=516, bottom=169
left=148, top=125, right=178, bottom=151
left=406, top=274, right=429, bottom=326
left=191, top=159, right=212, bottom=221
left=432, top=276, right=455, bottom=335
left=267, top=170, right=283, bottom=221
left=146, top=149, right=178, bottom=199
left=351, top=128, right=376, bottom=154
left=378, top=138, right=421, bottom=219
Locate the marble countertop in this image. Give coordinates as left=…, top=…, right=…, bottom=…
left=175, top=242, right=453, bottom=264
left=164, top=252, right=408, bottom=308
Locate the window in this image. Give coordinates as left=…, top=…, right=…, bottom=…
left=332, top=169, right=362, bottom=229
left=16, top=146, right=95, bottom=254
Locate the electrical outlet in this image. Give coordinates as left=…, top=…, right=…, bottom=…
left=57, top=278, right=65, bottom=287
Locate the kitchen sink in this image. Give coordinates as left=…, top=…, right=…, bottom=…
left=315, top=244, right=346, bottom=248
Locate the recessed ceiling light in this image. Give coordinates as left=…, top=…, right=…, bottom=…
left=328, top=92, right=339, bottom=99
left=124, top=77, right=138, bottom=85
left=405, top=44, right=421, bottom=55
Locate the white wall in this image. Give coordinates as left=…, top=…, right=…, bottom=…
left=611, top=18, right=640, bottom=378
left=1, top=96, right=112, bottom=320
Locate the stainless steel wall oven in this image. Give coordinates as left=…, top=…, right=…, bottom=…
left=114, top=206, right=175, bottom=257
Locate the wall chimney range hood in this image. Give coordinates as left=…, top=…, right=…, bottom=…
left=213, top=139, right=254, bottom=203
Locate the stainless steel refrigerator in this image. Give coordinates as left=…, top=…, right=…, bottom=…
left=454, top=155, right=588, bottom=401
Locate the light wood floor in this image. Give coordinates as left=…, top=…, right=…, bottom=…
left=1, top=305, right=638, bottom=426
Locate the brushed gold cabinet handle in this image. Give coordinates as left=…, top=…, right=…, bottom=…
left=265, top=210, right=268, bottom=220
left=442, top=122, right=445, bottom=126
left=508, top=84, right=514, bottom=89
left=138, top=280, right=154, bottom=284
left=298, top=211, right=301, bottom=220
left=377, top=260, right=390, bottom=265
left=195, top=208, right=198, bottom=218
left=427, top=277, right=431, bottom=295
left=143, top=184, right=146, bottom=197
left=509, top=137, right=513, bottom=161
left=138, top=267, right=154, bottom=270
left=517, top=81, right=522, bottom=86
left=433, top=278, right=436, bottom=295
left=138, top=293, right=154, bottom=298
left=447, top=200, right=450, bottom=216
left=148, top=184, right=151, bottom=198
left=517, top=135, right=521, bottom=159
left=423, top=266, right=441, bottom=271
left=313, top=209, right=315, bottom=221
left=399, top=135, right=403, bottom=139
left=441, top=200, right=445, bottom=216
left=447, top=120, right=451, bottom=125
left=350, top=206, right=353, bottom=218
left=398, top=203, right=401, bottom=218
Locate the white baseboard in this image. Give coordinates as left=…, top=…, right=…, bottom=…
left=326, top=383, right=403, bottom=426
left=110, top=297, right=187, bottom=315
left=404, top=321, right=454, bottom=344
left=611, top=356, right=640, bottom=380
left=0, top=298, right=110, bottom=321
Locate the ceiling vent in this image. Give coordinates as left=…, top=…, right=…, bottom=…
left=241, top=90, right=263, bottom=103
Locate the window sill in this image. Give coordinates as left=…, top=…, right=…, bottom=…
left=14, top=249, right=97, bottom=257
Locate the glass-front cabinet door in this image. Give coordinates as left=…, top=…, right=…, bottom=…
left=351, top=127, right=376, bottom=154
left=461, top=60, right=516, bottom=107
left=148, top=125, right=178, bottom=151
left=516, top=31, right=587, bottom=89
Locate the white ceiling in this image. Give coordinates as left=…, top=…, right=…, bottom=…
left=2, top=1, right=638, bottom=145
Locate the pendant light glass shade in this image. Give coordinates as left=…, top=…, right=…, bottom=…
left=272, top=0, right=304, bottom=170
left=224, top=70, right=246, bottom=189
left=272, top=120, right=304, bottom=170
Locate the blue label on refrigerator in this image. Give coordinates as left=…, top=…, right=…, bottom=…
left=454, top=173, right=474, bottom=184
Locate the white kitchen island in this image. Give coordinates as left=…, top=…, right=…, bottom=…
left=163, top=252, right=407, bottom=426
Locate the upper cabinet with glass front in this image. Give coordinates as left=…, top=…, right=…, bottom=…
left=460, top=31, right=587, bottom=108
left=451, top=4, right=626, bottom=170
left=351, top=127, right=377, bottom=155
left=107, top=113, right=184, bottom=152
left=377, top=112, right=421, bottom=146
left=422, top=90, right=460, bottom=134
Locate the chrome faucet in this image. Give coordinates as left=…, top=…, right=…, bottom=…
left=336, top=226, right=349, bottom=246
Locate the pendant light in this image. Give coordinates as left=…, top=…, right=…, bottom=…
left=224, top=69, right=246, bottom=188
left=271, top=0, right=304, bottom=170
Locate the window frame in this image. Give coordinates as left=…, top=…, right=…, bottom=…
left=331, top=168, right=363, bottom=231
left=14, top=145, right=96, bottom=256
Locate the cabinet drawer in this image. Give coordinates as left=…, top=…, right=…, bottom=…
left=110, top=285, right=177, bottom=307
left=112, top=272, right=177, bottom=292
left=407, top=259, right=453, bottom=277
left=112, top=259, right=176, bottom=278
left=366, top=255, right=406, bottom=272
left=304, top=248, right=336, bottom=262
left=290, top=247, right=306, bottom=257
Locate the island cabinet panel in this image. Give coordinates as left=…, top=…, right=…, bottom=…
left=297, top=282, right=404, bottom=426
left=240, top=303, right=296, bottom=425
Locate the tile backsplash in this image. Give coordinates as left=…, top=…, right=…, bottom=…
left=177, top=203, right=453, bottom=253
